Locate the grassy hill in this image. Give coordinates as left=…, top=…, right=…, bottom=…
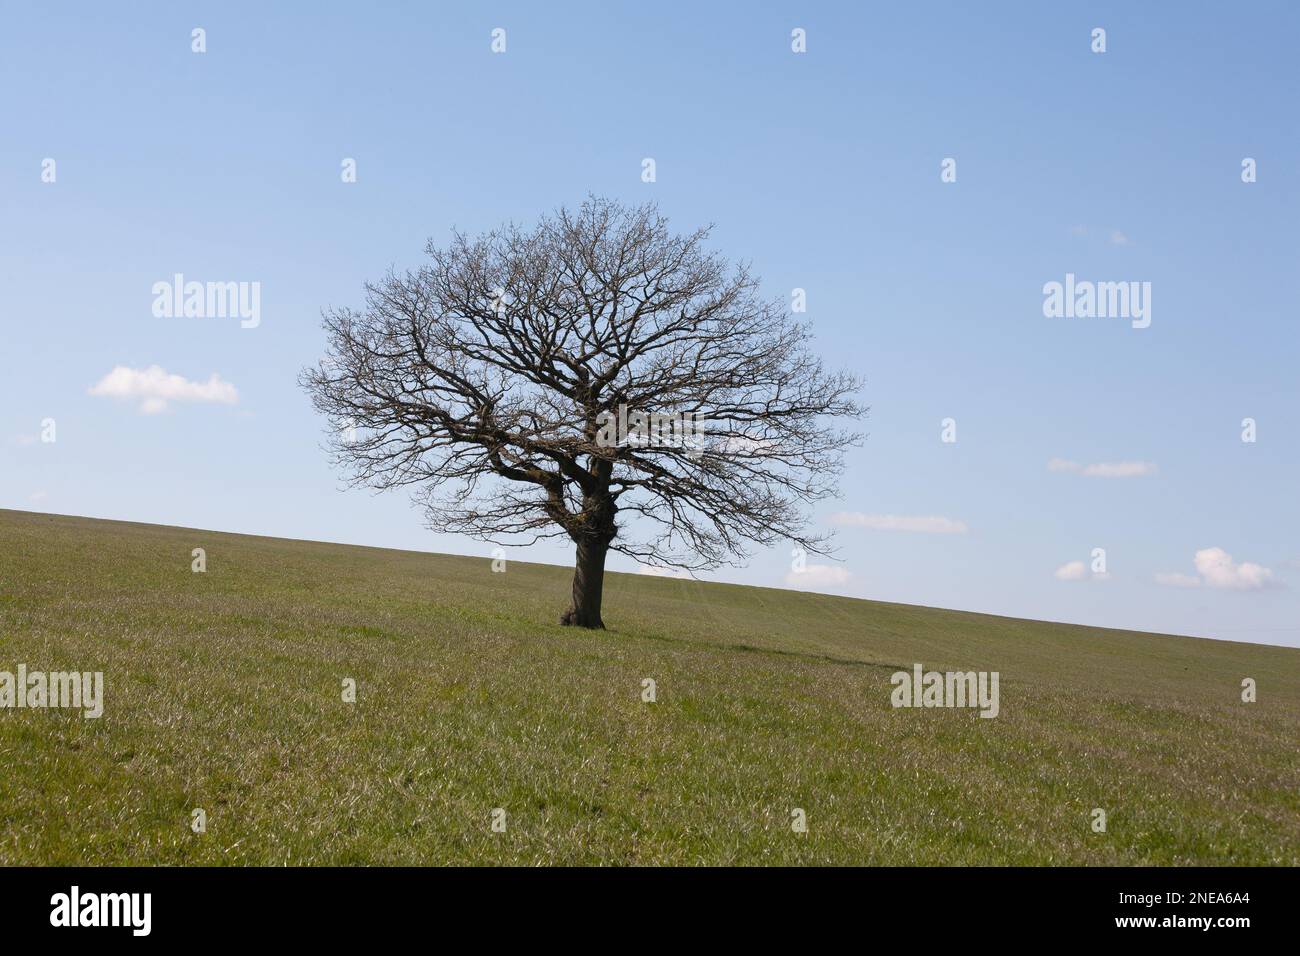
left=0, top=508, right=1296, bottom=865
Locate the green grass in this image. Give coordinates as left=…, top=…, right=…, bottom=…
left=1, top=508, right=1297, bottom=865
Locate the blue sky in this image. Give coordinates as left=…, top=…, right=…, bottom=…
left=2, top=2, right=1297, bottom=645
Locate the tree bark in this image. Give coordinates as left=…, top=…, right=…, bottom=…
left=560, top=535, right=610, bottom=628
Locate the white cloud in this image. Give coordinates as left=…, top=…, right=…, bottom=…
left=88, top=365, right=238, bottom=414
left=1156, top=547, right=1278, bottom=591
left=829, top=512, right=969, bottom=535
left=718, top=435, right=781, bottom=456
left=1068, top=226, right=1131, bottom=245
left=29, top=491, right=48, bottom=504
left=13, top=434, right=37, bottom=446
left=1048, top=458, right=1157, bottom=478
left=1054, top=560, right=1087, bottom=581
left=1194, top=547, right=1276, bottom=590
left=784, top=564, right=852, bottom=589
left=1083, top=461, right=1157, bottom=478
left=637, top=564, right=691, bottom=579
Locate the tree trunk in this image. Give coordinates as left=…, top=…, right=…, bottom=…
left=560, top=535, right=610, bottom=628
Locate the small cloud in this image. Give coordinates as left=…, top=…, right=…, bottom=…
left=1048, top=458, right=1157, bottom=478
left=1109, top=230, right=1132, bottom=246
left=1056, top=558, right=1110, bottom=582
left=1082, top=461, right=1157, bottom=478
left=637, top=564, right=690, bottom=579
left=13, top=434, right=37, bottom=446
left=1156, top=547, right=1278, bottom=591
left=88, top=365, right=238, bottom=414
left=784, top=564, right=852, bottom=589
left=1054, top=560, right=1087, bottom=581
left=830, top=512, right=968, bottom=534
left=719, top=435, right=781, bottom=456
left=29, top=491, right=48, bottom=504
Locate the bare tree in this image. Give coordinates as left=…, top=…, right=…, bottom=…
left=301, top=198, right=863, bottom=628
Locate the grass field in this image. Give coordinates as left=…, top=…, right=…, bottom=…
left=0, top=508, right=1297, bottom=865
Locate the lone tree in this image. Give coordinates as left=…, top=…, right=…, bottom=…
left=302, top=198, right=863, bottom=628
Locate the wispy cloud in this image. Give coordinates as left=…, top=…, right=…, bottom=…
left=829, top=512, right=969, bottom=534
left=1054, top=559, right=1110, bottom=582
left=1048, top=458, right=1157, bottom=478
left=637, top=564, right=691, bottom=579
left=1069, top=225, right=1133, bottom=246
left=89, top=365, right=238, bottom=415
left=1156, top=547, right=1278, bottom=591
left=784, top=564, right=852, bottom=589
left=1054, top=560, right=1086, bottom=581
